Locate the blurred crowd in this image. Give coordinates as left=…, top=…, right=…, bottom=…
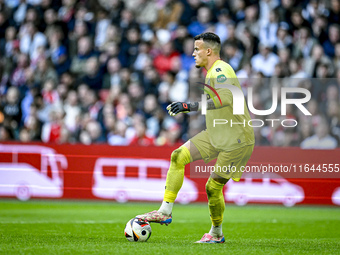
left=0, top=0, right=339, bottom=148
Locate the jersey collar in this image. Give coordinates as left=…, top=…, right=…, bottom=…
left=207, top=59, right=222, bottom=74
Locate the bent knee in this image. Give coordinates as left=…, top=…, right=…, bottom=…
left=170, top=147, right=190, bottom=167
left=171, top=148, right=182, bottom=163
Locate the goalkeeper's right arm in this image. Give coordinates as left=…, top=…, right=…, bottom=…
left=166, top=102, right=198, bottom=116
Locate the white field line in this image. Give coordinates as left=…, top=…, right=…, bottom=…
left=0, top=220, right=196, bottom=224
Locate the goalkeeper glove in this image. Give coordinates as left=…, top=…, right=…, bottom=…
left=166, top=102, right=198, bottom=116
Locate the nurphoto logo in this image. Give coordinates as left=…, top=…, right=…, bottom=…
left=200, top=82, right=312, bottom=128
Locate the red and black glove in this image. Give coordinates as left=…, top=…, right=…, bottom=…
left=166, top=102, right=198, bottom=116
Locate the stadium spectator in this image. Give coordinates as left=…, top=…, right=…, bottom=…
left=221, top=41, right=244, bottom=71
left=118, top=8, right=137, bottom=36
left=84, top=120, right=106, bottom=144
left=24, top=7, right=42, bottom=29
left=10, top=53, right=29, bottom=88
left=127, top=82, right=144, bottom=111
left=80, top=56, right=104, bottom=91
left=311, top=14, right=328, bottom=45
left=188, top=6, right=212, bottom=37
left=323, top=24, right=340, bottom=58
left=153, top=41, right=179, bottom=75
left=119, top=26, right=141, bottom=68
left=290, top=8, right=311, bottom=33
left=133, top=0, right=157, bottom=31
left=70, top=36, right=96, bottom=76
left=292, top=27, right=316, bottom=59
left=251, top=42, right=279, bottom=76
left=301, top=117, right=338, bottom=149
left=335, top=42, right=340, bottom=70
left=327, top=100, right=340, bottom=143
left=18, top=127, right=32, bottom=142
left=328, top=0, right=340, bottom=24
left=254, top=125, right=270, bottom=146
left=11, top=1, right=28, bottom=26
left=214, top=9, right=232, bottom=44
left=63, top=89, right=80, bottom=134
left=84, top=89, right=102, bottom=121
left=34, top=58, right=58, bottom=86
left=41, top=107, right=64, bottom=143
left=158, top=71, right=188, bottom=103
left=103, top=57, right=121, bottom=89
left=173, top=25, right=190, bottom=54
left=68, top=20, right=90, bottom=58
left=259, top=0, right=279, bottom=27
left=236, top=4, right=260, bottom=39
left=1, top=86, right=21, bottom=136
left=273, top=22, right=292, bottom=53
left=94, top=8, right=111, bottom=49
left=41, top=79, right=59, bottom=106
left=142, top=67, right=160, bottom=96
left=289, top=57, right=309, bottom=80
left=1, top=26, right=18, bottom=59
left=143, top=94, right=160, bottom=135
left=0, top=125, right=14, bottom=141
left=48, top=27, right=70, bottom=75
left=60, top=71, right=76, bottom=90
left=230, top=0, right=246, bottom=23
left=259, top=9, right=279, bottom=48
left=19, top=22, right=47, bottom=59
left=303, top=44, right=333, bottom=77
left=154, top=0, right=183, bottom=30
left=23, top=105, right=42, bottom=141
left=179, top=0, right=201, bottom=26
left=133, top=41, right=153, bottom=71
left=98, top=0, right=124, bottom=25
left=129, top=116, right=154, bottom=146
left=21, top=71, right=39, bottom=120
left=241, top=27, right=260, bottom=63
left=108, top=120, right=129, bottom=146
left=58, top=0, right=76, bottom=32
left=180, top=37, right=196, bottom=72
left=42, top=8, right=68, bottom=37
left=223, top=22, right=243, bottom=51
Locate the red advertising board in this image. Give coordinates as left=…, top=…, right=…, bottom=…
left=0, top=143, right=339, bottom=206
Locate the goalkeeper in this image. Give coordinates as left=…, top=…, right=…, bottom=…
left=138, top=32, right=255, bottom=243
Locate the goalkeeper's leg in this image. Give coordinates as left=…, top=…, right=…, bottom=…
left=158, top=144, right=191, bottom=215
left=195, top=173, right=228, bottom=243
left=137, top=141, right=201, bottom=224
left=206, top=174, right=228, bottom=237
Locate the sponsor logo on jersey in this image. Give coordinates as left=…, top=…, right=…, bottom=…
left=217, top=74, right=227, bottom=83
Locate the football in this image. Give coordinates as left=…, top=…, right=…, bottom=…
left=124, top=217, right=152, bottom=242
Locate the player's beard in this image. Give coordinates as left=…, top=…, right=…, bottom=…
left=195, top=58, right=203, bottom=68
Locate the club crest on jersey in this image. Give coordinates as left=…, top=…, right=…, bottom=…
left=216, top=68, right=222, bottom=72
left=217, top=74, right=227, bottom=83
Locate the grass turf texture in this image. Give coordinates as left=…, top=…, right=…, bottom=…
left=0, top=200, right=339, bottom=254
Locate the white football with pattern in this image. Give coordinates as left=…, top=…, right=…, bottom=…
left=124, top=217, right=152, bottom=242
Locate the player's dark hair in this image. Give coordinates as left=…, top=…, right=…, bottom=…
left=194, top=32, right=221, bottom=45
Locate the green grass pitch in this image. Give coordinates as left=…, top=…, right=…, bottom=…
left=0, top=200, right=339, bottom=254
